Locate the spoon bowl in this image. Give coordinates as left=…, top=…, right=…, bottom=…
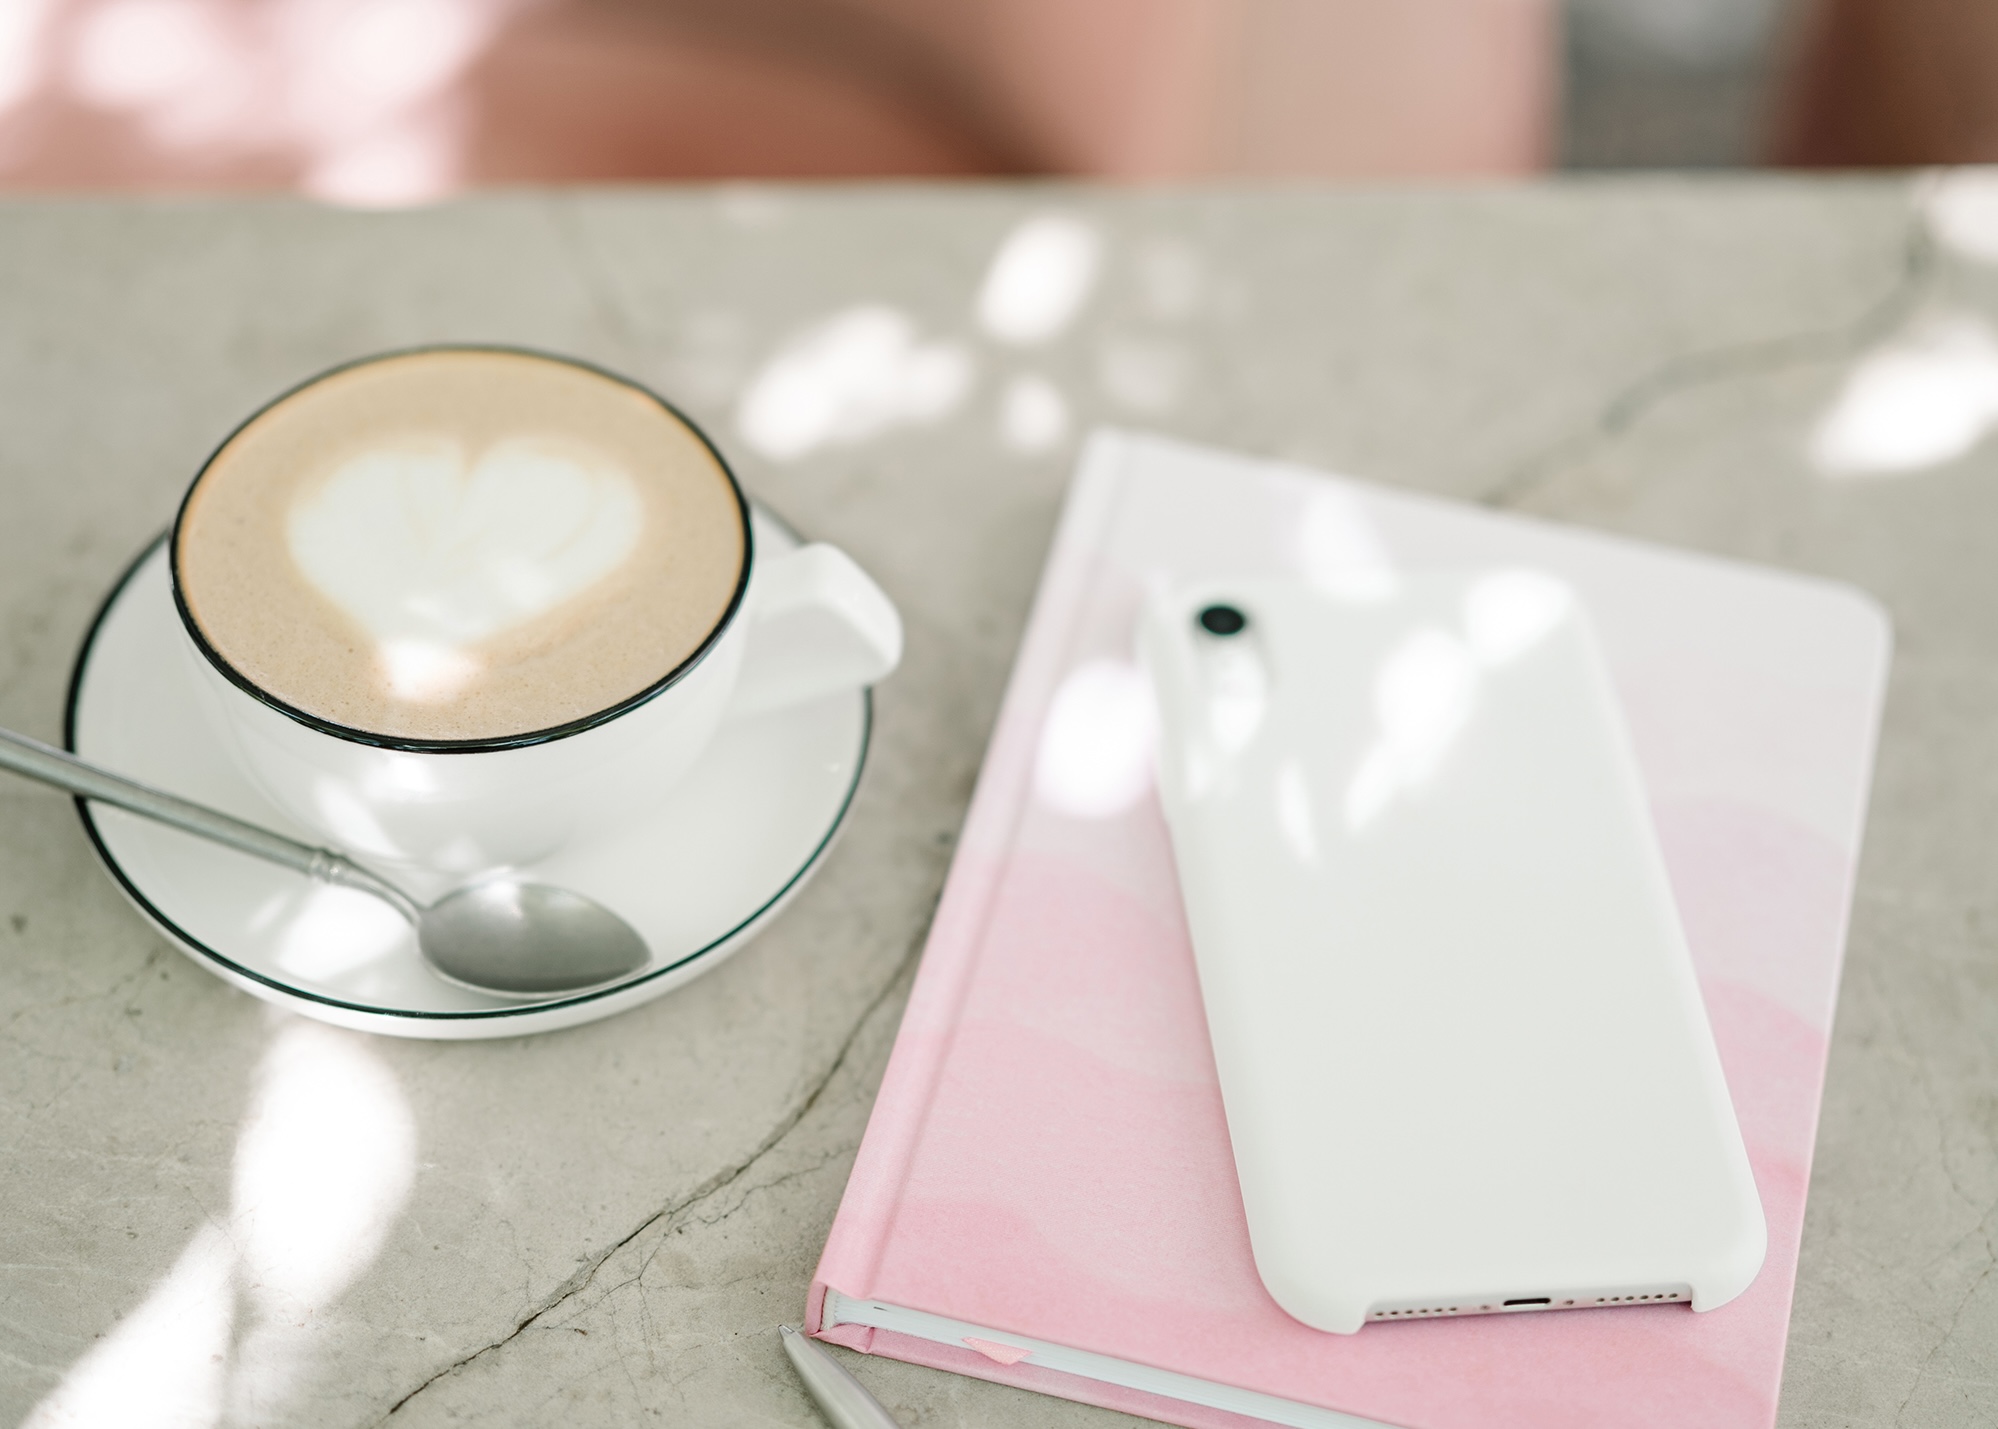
left=419, top=879, right=652, bottom=997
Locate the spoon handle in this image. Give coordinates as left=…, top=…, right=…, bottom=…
left=0, top=726, right=409, bottom=914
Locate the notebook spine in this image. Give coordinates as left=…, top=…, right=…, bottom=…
left=808, top=432, right=1134, bottom=1324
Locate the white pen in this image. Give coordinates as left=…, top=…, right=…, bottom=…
left=780, top=1324, right=903, bottom=1429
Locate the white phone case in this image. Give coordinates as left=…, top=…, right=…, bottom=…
left=1140, top=571, right=1766, bottom=1335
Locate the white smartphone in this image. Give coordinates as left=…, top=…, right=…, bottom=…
left=1140, top=571, right=1765, bottom=1335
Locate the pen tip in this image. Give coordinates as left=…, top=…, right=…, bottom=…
left=778, top=1323, right=800, bottom=1338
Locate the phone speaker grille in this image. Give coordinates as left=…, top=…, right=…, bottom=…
left=1368, top=1289, right=1689, bottom=1322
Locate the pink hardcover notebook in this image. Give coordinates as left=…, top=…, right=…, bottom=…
left=808, top=430, right=1891, bottom=1429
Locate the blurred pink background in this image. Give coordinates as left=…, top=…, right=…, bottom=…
left=0, top=0, right=1989, bottom=202
left=0, top=0, right=1553, bottom=202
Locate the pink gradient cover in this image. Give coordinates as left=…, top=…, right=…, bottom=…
left=809, top=430, right=1891, bottom=1429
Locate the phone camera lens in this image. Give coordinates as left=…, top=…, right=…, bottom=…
left=1197, top=604, right=1248, bottom=637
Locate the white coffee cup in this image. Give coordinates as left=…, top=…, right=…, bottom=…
left=172, top=349, right=901, bottom=879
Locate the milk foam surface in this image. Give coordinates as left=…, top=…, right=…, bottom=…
left=176, top=351, right=747, bottom=743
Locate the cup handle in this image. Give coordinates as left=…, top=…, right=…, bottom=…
left=727, top=544, right=904, bottom=717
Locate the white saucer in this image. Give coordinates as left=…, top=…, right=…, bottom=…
left=65, top=513, right=870, bottom=1039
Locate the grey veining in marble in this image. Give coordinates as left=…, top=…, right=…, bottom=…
left=0, top=178, right=1992, bottom=1427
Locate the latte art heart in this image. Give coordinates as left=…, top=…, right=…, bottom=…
left=177, top=348, right=748, bottom=743
left=287, top=437, right=644, bottom=700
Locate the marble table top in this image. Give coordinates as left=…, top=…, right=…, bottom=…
left=2, top=179, right=1992, bottom=1428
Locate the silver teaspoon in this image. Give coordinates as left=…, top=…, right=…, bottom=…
left=0, top=726, right=650, bottom=998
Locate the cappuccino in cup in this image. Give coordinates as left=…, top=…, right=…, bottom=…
left=172, top=346, right=900, bottom=875
left=175, top=348, right=749, bottom=745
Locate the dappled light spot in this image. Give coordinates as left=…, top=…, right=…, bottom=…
left=979, top=214, right=1102, bottom=346
left=23, top=1226, right=235, bottom=1429
left=1345, top=628, right=1479, bottom=831
left=1034, top=658, right=1158, bottom=819
left=24, top=1021, right=417, bottom=1428
left=1464, top=569, right=1571, bottom=666
left=736, top=305, right=972, bottom=461
left=999, top=372, right=1069, bottom=453
left=1924, top=167, right=1998, bottom=265
left=1293, top=488, right=1397, bottom=601
left=1812, top=315, right=1998, bottom=477
left=272, top=882, right=409, bottom=984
